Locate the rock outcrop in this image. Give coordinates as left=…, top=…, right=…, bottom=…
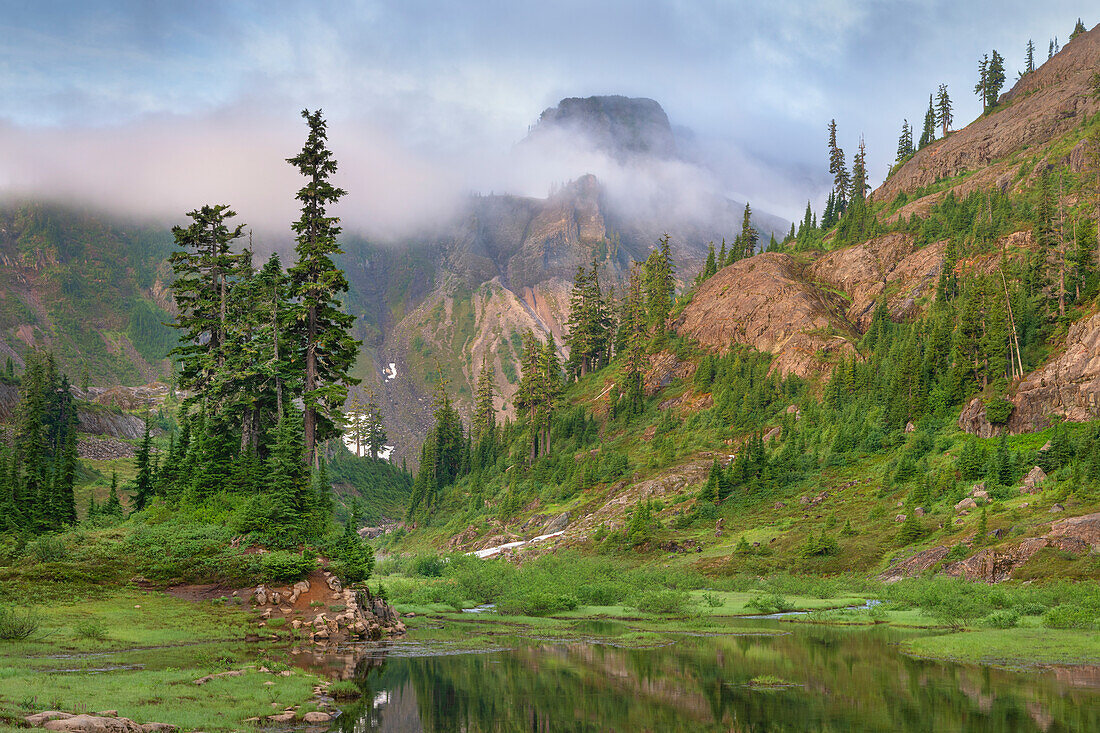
left=809, top=233, right=945, bottom=330
left=960, top=311, right=1100, bottom=435
left=874, top=23, right=1100, bottom=202
left=881, top=511, right=1100, bottom=583
left=675, top=253, right=859, bottom=377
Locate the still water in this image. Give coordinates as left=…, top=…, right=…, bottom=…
left=310, top=620, right=1100, bottom=732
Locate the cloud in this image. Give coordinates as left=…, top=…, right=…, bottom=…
left=0, top=1, right=1093, bottom=224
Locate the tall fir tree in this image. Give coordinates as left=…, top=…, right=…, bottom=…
left=286, top=109, right=362, bottom=465
left=827, top=119, right=849, bottom=213
left=935, top=84, right=953, bottom=137
left=919, top=94, right=937, bottom=148
left=1025, top=39, right=1035, bottom=73
left=131, top=417, right=155, bottom=511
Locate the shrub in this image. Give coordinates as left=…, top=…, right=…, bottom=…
left=702, top=592, right=723, bottom=608
left=0, top=606, right=41, bottom=641
left=497, top=590, right=578, bottom=616
left=981, top=609, right=1019, bottom=629
left=329, top=680, right=362, bottom=699
left=32, top=536, right=68, bottom=563
left=74, top=619, right=108, bottom=641
left=1042, top=605, right=1097, bottom=629
left=746, top=593, right=793, bottom=614
left=632, top=589, right=692, bottom=615
left=1017, top=601, right=1048, bottom=616
left=260, top=551, right=316, bottom=582
left=411, top=555, right=446, bottom=578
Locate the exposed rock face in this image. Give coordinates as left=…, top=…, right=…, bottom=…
left=809, top=233, right=945, bottom=329
left=960, top=311, right=1100, bottom=435
left=525, top=96, right=677, bottom=160
left=882, top=512, right=1100, bottom=583
left=675, top=253, right=858, bottom=377
left=875, top=23, right=1100, bottom=201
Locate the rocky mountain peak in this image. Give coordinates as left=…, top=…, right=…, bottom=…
left=524, top=95, right=676, bottom=160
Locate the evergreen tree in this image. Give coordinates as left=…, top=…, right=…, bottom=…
left=935, top=84, right=953, bottom=137
left=974, top=55, right=990, bottom=112
left=738, top=203, right=759, bottom=259
left=564, top=258, right=612, bottom=377
left=986, top=50, right=1006, bottom=108
left=286, top=109, right=362, bottom=465
left=895, top=120, right=914, bottom=165
left=104, top=472, right=123, bottom=517
left=642, top=236, right=675, bottom=331
left=1071, top=19, right=1087, bottom=41
left=919, top=94, right=937, bottom=149
left=1048, top=38, right=1056, bottom=61
left=168, top=205, right=248, bottom=402
left=1025, top=39, right=1035, bottom=74
left=849, top=138, right=869, bottom=204
left=701, top=242, right=718, bottom=281
left=261, top=409, right=317, bottom=547
left=366, top=397, right=388, bottom=460
left=827, top=119, right=849, bottom=212
left=131, top=417, right=155, bottom=511
left=472, top=359, right=497, bottom=444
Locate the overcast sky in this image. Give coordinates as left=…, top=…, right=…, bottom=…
left=0, top=1, right=1092, bottom=232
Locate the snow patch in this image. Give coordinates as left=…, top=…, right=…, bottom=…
left=470, top=530, right=565, bottom=559
left=383, top=362, right=398, bottom=381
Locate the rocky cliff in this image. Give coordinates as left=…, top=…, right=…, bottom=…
left=525, top=96, right=677, bottom=160
left=675, top=253, right=859, bottom=378
left=875, top=23, right=1100, bottom=203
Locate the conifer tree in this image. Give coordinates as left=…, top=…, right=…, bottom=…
left=935, top=84, right=953, bottom=137
left=564, top=258, right=611, bottom=377
left=1025, top=39, right=1035, bottom=74
left=738, top=204, right=759, bottom=259
left=642, top=236, right=675, bottom=331
left=262, top=409, right=317, bottom=548
left=919, top=94, right=936, bottom=148
left=472, top=359, right=497, bottom=443
left=168, top=204, right=248, bottom=402
left=986, top=50, right=1006, bottom=108
left=286, top=109, right=362, bottom=465
left=104, top=472, right=123, bottom=517
left=366, top=397, right=388, bottom=460
left=827, top=119, right=849, bottom=212
left=1071, top=19, right=1087, bottom=41
left=1048, top=39, right=1056, bottom=61
left=131, top=417, right=155, bottom=511
left=974, top=55, right=990, bottom=112
left=895, top=120, right=914, bottom=165
left=849, top=138, right=869, bottom=204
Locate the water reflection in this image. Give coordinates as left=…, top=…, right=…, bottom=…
left=321, top=623, right=1100, bottom=732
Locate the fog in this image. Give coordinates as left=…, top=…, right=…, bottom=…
left=0, top=1, right=1092, bottom=238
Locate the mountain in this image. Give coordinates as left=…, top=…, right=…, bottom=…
left=523, top=95, right=678, bottom=160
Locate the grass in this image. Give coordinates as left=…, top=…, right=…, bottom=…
left=903, top=628, right=1100, bottom=666
left=0, top=589, right=321, bottom=732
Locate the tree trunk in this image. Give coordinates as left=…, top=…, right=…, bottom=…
left=304, top=302, right=318, bottom=465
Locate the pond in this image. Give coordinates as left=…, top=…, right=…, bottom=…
left=319, top=620, right=1100, bottom=732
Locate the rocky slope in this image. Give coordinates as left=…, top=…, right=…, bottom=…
left=675, top=253, right=859, bottom=378
left=875, top=23, right=1100, bottom=203
left=960, top=310, right=1100, bottom=436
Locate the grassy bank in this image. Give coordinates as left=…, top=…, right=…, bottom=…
left=0, top=590, right=322, bottom=732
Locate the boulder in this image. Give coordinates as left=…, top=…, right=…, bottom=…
left=894, top=514, right=907, bottom=523
left=969, top=482, right=986, bottom=496
left=44, top=716, right=144, bottom=733
left=267, top=713, right=295, bottom=724
left=140, top=725, right=178, bottom=733
left=1050, top=504, right=1065, bottom=513
left=1047, top=512, right=1100, bottom=550
left=26, top=713, right=74, bottom=727
left=252, top=586, right=267, bottom=606
left=955, top=497, right=978, bottom=512
left=914, top=507, right=926, bottom=517
left=972, top=490, right=989, bottom=501
left=301, top=713, right=330, bottom=724
left=905, top=422, right=916, bottom=433
left=1021, top=466, right=1047, bottom=494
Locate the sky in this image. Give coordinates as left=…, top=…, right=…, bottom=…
left=0, top=1, right=1092, bottom=236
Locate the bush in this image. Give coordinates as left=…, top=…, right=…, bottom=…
left=260, top=551, right=317, bottom=582
left=746, top=593, right=794, bottom=614
left=32, top=536, right=68, bottom=563
left=411, top=555, right=446, bottom=578
left=632, top=589, right=692, bottom=615
left=497, top=590, right=578, bottom=616
left=329, top=680, right=362, bottom=699
left=981, top=609, right=1019, bottom=629
left=1042, top=605, right=1097, bottom=629
left=0, top=606, right=41, bottom=641
left=74, top=619, right=108, bottom=641
left=1017, top=601, right=1047, bottom=616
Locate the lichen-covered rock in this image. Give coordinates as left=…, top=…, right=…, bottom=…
left=43, top=716, right=145, bottom=733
